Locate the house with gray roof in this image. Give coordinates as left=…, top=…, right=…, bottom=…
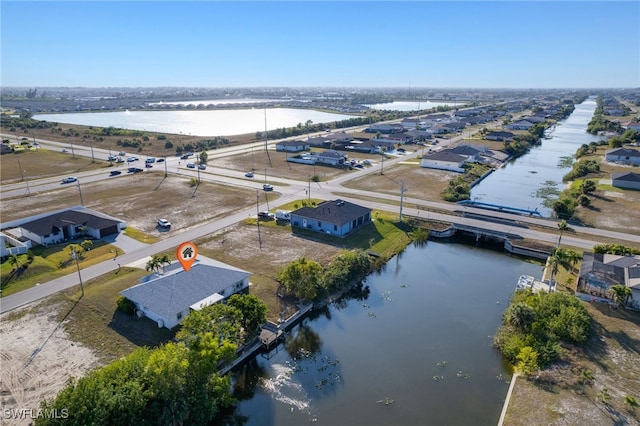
left=276, top=140, right=310, bottom=152
left=420, top=150, right=468, bottom=172
left=17, top=207, right=126, bottom=246
left=290, top=199, right=372, bottom=237
left=612, top=172, right=640, bottom=190
left=485, top=131, right=515, bottom=141
left=578, top=252, right=640, bottom=309
left=605, top=147, right=640, bottom=165
left=120, top=256, right=251, bottom=329
left=506, top=120, right=535, bottom=131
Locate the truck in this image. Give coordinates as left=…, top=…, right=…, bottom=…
left=275, top=210, right=291, bottom=221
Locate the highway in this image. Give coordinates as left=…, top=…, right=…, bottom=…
left=1, top=127, right=639, bottom=313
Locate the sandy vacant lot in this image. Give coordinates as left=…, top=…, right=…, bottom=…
left=0, top=304, right=98, bottom=425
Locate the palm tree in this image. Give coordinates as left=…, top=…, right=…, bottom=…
left=564, top=249, right=583, bottom=273
left=8, top=254, right=21, bottom=270
left=610, top=284, right=632, bottom=308
left=557, top=219, right=570, bottom=247
left=146, top=254, right=171, bottom=274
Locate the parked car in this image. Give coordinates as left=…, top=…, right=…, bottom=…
left=61, top=149, right=68, bottom=153
left=198, top=164, right=206, bottom=170
left=61, top=176, right=78, bottom=183
left=156, top=158, right=165, bottom=163
left=157, top=218, right=171, bottom=228
left=109, top=170, right=122, bottom=176
left=245, top=171, right=254, bottom=178
left=145, top=157, right=156, bottom=163
left=118, top=151, right=126, bottom=156
left=127, top=156, right=139, bottom=162
left=145, top=163, right=153, bottom=168
left=108, top=155, right=118, bottom=161
left=257, top=211, right=275, bottom=220
left=116, top=157, right=125, bottom=163
left=186, top=162, right=196, bottom=168
left=263, top=184, right=274, bottom=191
left=128, top=167, right=143, bottom=173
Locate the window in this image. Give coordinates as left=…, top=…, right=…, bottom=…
left=334, top=225, right=337, bottom=231
left=177, top=312, right=183, bottom=320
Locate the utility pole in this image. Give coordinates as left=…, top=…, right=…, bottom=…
left=17, top=159, right=30, bottom=196
left=89, top=139, right=95, bottom=162
left=72, top=246, right=85, bottom=297
left=380, top=151, right=385, bottom=175
left=256, top=190, right=262, bottom=249
left=77, top=179, right=84, bottom=206
left=308, top=174, right=311, bottom=202
left=399, top=180, right=407, bottom=220
left=70, top=142, right=76, bottom=159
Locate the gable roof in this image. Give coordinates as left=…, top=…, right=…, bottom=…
left=120, top=257, right=250, bottom=318
left=291, top=199, right=371, bottom=226
left=20, top=208, right=121, bottom=236
left=277, top=140, right=309, bottom=147
left=448, top=144, right=484, bottom=156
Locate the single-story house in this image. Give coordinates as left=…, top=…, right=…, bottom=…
left=365, top=124, right=405, bottom=134
left=578, top=252, right=640, bottom=309
left=347, top=140, right=396, bottom=154
left=604, top=108, right=625, bottom=116
left=307, top=135, right=333, bottom=148
left=120, top=256, right=251, bottom=329
left=276, top=140, right=310, bottom=152
left=506, top=120, right=535, bottom=131
left=290, top=199, right=372, bottom=237
left=485, top=131, right=515, bottom=141
left=605, top=147, right=640, bottom=165
left=611, top=172, right=640, bottom=190
left=447, top=144, right=486, bottom=161
left=18, top=207, right=126, bottom=246
left=625, top=122, right=640, bottom=131
left=420, top=150, right=468, bottom=172
left=406, top=130, right=432, bottom=141
left=325, top=132, right=353, bottom=144
left=314, top=149, right=346, bottom=166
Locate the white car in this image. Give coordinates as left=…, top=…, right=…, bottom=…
left=61, top=176, right=78, bottom=184
left=157, top=219, right=171, bottom=228
left=263, top=184, right=274, bottom=191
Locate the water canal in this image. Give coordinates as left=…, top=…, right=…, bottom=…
left=224, top=241, right=543, bottom=425
left=471, top=99, right=600, bottom=217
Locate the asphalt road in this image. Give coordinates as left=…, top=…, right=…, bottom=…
left=2, top=129, right=639, bottom=313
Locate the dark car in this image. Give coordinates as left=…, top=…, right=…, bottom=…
left=109, top=170, right=122, bottom=176
left=145, top=163, right=153, bottom=168
left=156, top=158, right=165, bottom=163
left=263, top=184, right=274, bottom=191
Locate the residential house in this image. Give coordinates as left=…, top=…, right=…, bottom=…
left=578, top=252, right=640, bottom=309
left=625, top=122, right=640, bottom=131
left=290, top=199, right=372, bottom=237
left=346, top=140, right=395, bottom=154
left=406, top=130, right=432, bottom=141
left=506, top=120, right=535, bottom=131
left=0, top=232, right=31, bottom=260
left=447, top=144, right=486, bottom=161
left=440, top=121, right=466, bottom=133
left=605, top=147, right=640, bottom=165
left=18, top=207, right=126, bottom=246
left=120, top=257, right=251, bottom=329
left=307, top=135, right=333, bottom=148
left=485, top=131, right=515, bottom=141
left=314, top=149, right=347, bottom=166
left=612, top=172, right=640, bottom=190
left=604, top=108, right=625, bottom=116
left=365, top=124, right=404, bottom=134
left=420, top=150, right=468, bottom=173
left=276, top=140, right=310, bottom=152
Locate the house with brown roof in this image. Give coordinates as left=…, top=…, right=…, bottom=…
left=290, top=199, right=372, bottom=237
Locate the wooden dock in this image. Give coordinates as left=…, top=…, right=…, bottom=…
left=218, top=302, right=314, bottom=375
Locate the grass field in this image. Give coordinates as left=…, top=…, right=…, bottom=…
left=0, top=240, right=120, bottom=297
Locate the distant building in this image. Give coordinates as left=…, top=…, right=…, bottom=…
left=120, top=257, right=251, bottom=329
left=420, top=150, right=467, bottom=172
left=485, top=131, right=515, bottom=141
left=605, top=147, right=640, bottom=166
left=506, top=120, right=535, bottom=131
left=611, top=172, right=640, bottom=190
left=276, top=140, right=310, bottom=152
left=290, top=199, right=372, bottom=237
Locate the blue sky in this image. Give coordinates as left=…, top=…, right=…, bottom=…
left=1, top=1, right=638, bottom=88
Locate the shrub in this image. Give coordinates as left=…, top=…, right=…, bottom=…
left=116, top=296, right=136, bottom=315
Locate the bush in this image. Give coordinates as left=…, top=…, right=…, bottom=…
left=116, top=296, right=136, bottom=315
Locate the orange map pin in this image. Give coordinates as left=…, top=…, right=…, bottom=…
left=177, top=242, right=198, bottom=272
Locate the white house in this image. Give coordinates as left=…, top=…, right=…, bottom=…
left=605, top=147, right=640, bottom=166
left=17, top=207, right=126, bottom=246
left=120, top=256, right=251, bottom=329
left=276, top=140, right=310, bottom=152
left=420, top=151, right=468, bottom=172
left=612, top=172, right=640, bottom=190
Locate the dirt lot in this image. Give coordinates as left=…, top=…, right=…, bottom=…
left=1, top=171, right=260, bottom=236
left=503, top=302, right=640, bottom=425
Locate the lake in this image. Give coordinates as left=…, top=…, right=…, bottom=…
left=225, top=240, right=543, bottom=425
left=33, top=108, right=360, bottom=137
left=366, top=100, right=465, bottom=111
left=471, top=99, right=600, bottom=217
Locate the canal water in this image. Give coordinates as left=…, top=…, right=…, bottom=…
left=471, top=99, right=601, bottom=217
left=224, top=241, right=543, bottom=426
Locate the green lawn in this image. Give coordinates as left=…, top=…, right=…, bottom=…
left=0, top=240, right=121, bottom=296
